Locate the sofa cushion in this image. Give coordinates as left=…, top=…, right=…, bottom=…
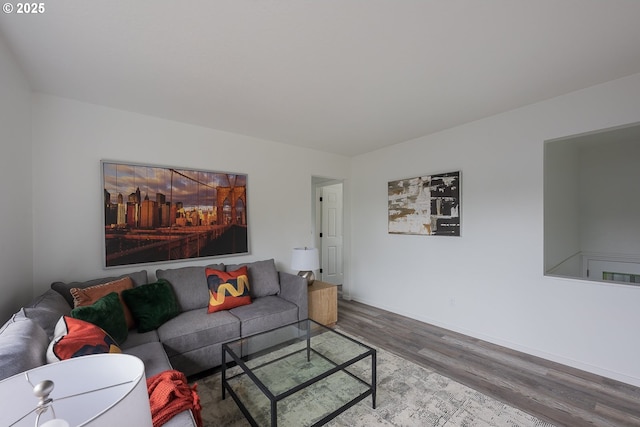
left=51, top=270, right=148, bottom=307
left=123, top=341, right=172, bottom=377
left=28, top=287, right=71, bottom=312
left=47, top=316, right=121, bottom=363
left=157, top=309, right=240, bottom=358
left=229, top=295, right=299, bottom=336
left=0, top=311, right=49, bottom=380
left=205, top=266, right=252, bottom=313
left=226, top=259, right=280, bottom=298
left=119, top=329, right=160, bottom=351
left=23, top=289, right=71, bottom=339
left=122, top=280, right=180, bottom=333
left=70, top=292, right=128, bottom=344
left=278, top=271, right=309, bottom=321
left=156, top=264, right=224, bottom=312
left=70, top=276, right=135, bottom=329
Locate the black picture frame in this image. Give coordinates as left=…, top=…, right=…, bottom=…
left=388, top=171, right=460, bottom=236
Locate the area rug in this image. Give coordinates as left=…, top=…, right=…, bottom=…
left=193, top=332, right=555, bottom=427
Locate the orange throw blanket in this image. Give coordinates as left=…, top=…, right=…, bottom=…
left=147, top=370, right=203, bottom=427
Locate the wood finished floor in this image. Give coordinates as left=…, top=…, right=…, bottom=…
left=336, top=299, right=640, bottom=427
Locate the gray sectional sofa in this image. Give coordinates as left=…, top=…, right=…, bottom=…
left=0, top=259, right=308, bottom=427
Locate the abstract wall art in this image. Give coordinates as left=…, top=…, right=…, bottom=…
left=388, top=171, right=460, bottom=236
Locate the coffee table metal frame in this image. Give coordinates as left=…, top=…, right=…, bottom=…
left=222, top=319, right=376, bottom=427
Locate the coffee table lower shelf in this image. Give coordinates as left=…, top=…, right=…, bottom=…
left=222, top=319, right=376, bottom=427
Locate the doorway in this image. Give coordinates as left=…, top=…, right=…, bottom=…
left=312, top=178, right=344, bottom=287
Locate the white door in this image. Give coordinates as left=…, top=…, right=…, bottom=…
left=321, top=183, right=343, bottom=285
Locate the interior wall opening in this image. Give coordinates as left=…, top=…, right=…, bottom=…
left=544, top=121, right=640, bottom=285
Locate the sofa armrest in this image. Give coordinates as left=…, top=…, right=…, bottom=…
left=278, top=272, right=308, bottom=321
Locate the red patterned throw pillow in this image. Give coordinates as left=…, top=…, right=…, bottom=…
left=46, top=316, right=121, bottom=363
left=205, top=266, right=252, bottom=313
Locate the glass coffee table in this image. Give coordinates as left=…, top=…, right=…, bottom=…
left=222, top=319, right=376, bottom=427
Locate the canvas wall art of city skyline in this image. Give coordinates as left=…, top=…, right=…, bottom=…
left=102, top=161, right=248, bottom=267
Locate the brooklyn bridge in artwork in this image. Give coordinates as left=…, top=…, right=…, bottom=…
left=102, top=161, right=248, bottom=267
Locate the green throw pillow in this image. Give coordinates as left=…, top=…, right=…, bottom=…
left=70, top=292, right=128, bottom=345
left=122, top=279, right=179, bottom=333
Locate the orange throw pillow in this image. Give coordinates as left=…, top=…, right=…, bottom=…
left=70, top=277, right=135, bottom=329
left=205, top=266, right=252, bottom=313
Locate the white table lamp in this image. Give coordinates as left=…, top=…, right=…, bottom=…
left=0, top=354, right=152, bottom=427
left=291, top=247, right=320, bottom=285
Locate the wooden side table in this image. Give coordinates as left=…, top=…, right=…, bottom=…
left=308, top=281, right=338, bottom=327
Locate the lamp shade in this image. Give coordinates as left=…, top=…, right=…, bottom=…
left=291, top=247, right=320, bottom=271
left=0, top=354, right=152, bottom=427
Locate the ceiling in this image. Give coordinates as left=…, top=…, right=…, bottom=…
left=2, top=1, right=640, bottom=157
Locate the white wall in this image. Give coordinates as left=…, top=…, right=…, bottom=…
left=30, top=94, right=350, bottom=294
left=544, top=139, right=581, bottom=275
left=350, top=73, right=640, bottom=386
left=0, top=36, right=33, bottom=321
left=579, top=139, right=640, bottom=256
